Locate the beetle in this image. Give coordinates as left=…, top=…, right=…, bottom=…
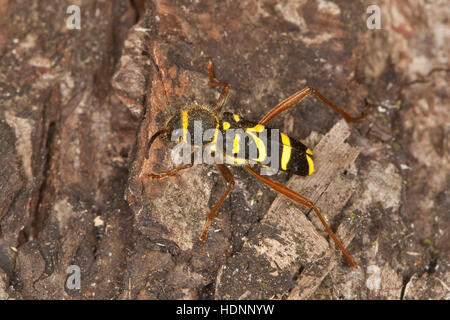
left=145, top=57, right=366, bottom=267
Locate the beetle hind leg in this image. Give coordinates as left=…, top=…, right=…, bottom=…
left=258, top=86, right=368, bottom=125
left=245, top=165, right=357, bottom=267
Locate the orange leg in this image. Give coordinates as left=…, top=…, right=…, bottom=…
left=258, top=86, right=367, bottom=125
left=199, top=163, right=235, bottom=244
left=206, top=57, right=230, bottom=113
left=245, top=166, right=357, bottom=267
left=147, top=163, right=193, bottom=180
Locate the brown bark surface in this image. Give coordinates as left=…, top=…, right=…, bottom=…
left=0, top=0, right=448, bottom=299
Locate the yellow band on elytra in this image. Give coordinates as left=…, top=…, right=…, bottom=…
left=280, top=133, right=292, bottom=171
left=306, top=154, right=314, bottom=175
left=182, top=109, right=189, bottom=142
left=232, top=134, right=240, bottom=154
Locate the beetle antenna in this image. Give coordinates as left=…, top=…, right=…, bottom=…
left=147, top=53, right=171, bottom=110
left=146, top=129, right=168, bottom=159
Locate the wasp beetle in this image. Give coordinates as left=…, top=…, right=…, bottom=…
left=146, top=58, right=366, bottom=267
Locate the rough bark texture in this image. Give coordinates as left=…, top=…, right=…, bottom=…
left=0, top=0, right=448, bottom=300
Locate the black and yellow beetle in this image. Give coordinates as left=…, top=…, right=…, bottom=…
left=146, top=58, right=366, bottom=267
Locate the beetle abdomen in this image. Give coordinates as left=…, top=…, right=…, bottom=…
left=220, top=112, right=314, bottom=176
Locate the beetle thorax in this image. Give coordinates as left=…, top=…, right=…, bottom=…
left=167, top=105, right=219, bottom=146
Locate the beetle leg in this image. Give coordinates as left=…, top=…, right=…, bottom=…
left=258, top=86, right=367, bottom=125
left=245, top=165, right=357, bottom=267
left=147, top=163, right=193, bottom=180
left=199, top=163, right=235, bottom=244
left=206, top=57, right=230, bottom=114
